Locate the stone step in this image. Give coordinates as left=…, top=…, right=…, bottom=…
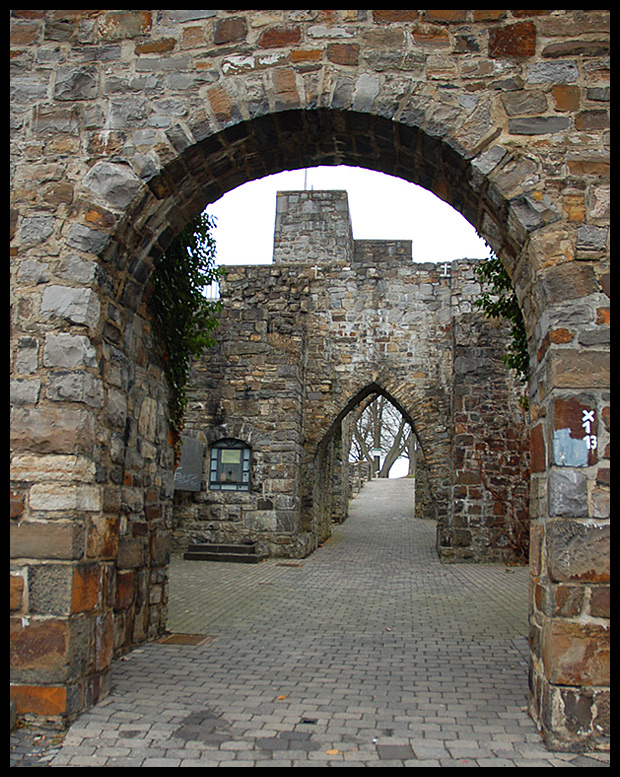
left=183, top=541, right=266, bottom=563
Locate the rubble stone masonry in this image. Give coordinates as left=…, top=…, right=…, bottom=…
left=11, top=10, right=609, bottom=751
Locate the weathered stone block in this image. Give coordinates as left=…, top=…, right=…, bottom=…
left=549, top=350, right=609, bottom=390
left=509, top=116, right=571, bottom=135
left=257, top=25, right=301, bottom=49
left=548, top=470, right=587, bottom=518
left=10, top=684, right=68, bottom=718
left=552, top=396, right=597, bottom=467
left=11, top=407, right=95, bottom=455
left=115, top=570, right=136, bottom=611
left=10, top=574, right=25, bottom=612
left=86, top=515, right=120, bottom=561
left=576, top=225, right=608, bottom=251
left=29, top=483, right=101, bottom=513
left=547, top=520, right=609, bottom=583
left=214, top=17, right=247, bottom=45
left=488, top=21, right=536, bottom=59
left=43, top=333, right=97, bottom=369
left=10, top=617, right=69, bottom=681
left=543, top=620, right=610, bottom=686
left=98, top=10, right=152, bottom=41
left=11, top=521, right=85, bottom=561
left=83, top=161, right=143, bottom=210
left=53, top=66, right=99, bottom=101
left=20, top=215, right=56, bottom=245
left=41, top=286, right=101, bottom=327
left=527, top=61, right=579, bottom=84
left=71, top=564, right=100, bottom=613
left=47, top=372, right=104, bottom=408
left=117, top=537, right=145, bottom=570
left=28, top=564, right=73, bottom=615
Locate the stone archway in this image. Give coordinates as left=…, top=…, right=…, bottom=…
left=10, top=10, right=609, bottom=750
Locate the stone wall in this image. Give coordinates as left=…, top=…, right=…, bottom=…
left=10, top=9, right=609, bottom=749
left=174, top=190, right=530, bottom=565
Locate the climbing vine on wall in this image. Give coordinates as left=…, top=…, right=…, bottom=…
left=149, top=212, right=223, bottom=462
left=473, top=253, right=529, bottom=387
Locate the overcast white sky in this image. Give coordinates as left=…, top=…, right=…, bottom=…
left=207, top=165, right=490, bottom=267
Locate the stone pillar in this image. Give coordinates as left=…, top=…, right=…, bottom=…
left=524, top=242, right=610, bottom=751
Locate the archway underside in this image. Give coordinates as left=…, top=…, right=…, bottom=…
left=11, top=10, right=609, bottom=753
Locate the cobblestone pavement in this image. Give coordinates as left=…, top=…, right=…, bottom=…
left=12, top=479, right=609, bottom=767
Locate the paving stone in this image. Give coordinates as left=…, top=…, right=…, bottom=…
left=10, top=480, right=609, bottom=767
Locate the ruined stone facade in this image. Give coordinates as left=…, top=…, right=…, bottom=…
left=174, top=190, right=530, bottom=566
left=10, top=10, right=609, bottom=751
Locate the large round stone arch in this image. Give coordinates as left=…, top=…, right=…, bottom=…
left=11, top=10, right=609, bottom=750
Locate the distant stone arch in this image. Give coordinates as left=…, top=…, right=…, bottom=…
left=11, top=10, right=609, bottom=750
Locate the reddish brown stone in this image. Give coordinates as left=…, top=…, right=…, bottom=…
left=273, top=68, right=300, bottom=109
left=543, top=620, right=610, bottom=686
left=552, top=85, right=581, bottom=112
left=181, top=26, right=205, bottom=50
left=10, top=617, right=68, bottom=673
left=455, top=470, right=482, bottom=485
left=11, top=521, right=85, bottom=561
left=290, top=49, right=322, bottom=63
left=512, top=9, right=549, bottom=16
left=567, top=159, right=610, bottom=177
left=257, top=25, right=301, bottom=49
left=372, top=10, right=419, bottom=23
left=115, top=570, right=135, bottom=611
left=596, top=308, right=610, bottom=325
left=412, top=25, right=450, bottom=48
left=10, top=22, right=40, bottom=46
left=488, top=21, right=536, bottom=59
left=10, top=490, right=25, bottom=519
left=135, top=37, right=176, bottom=55
left=473, top=10, right=506, bottom=21
left=94, top=612, right=114, bottom=672
left=590, top=586, right=610, bottom=618
left=98, top=11, right=152, bottom=41
left=213, top=17, right=247, bottom=46
left=10, top=574, right=24, bottom=611
left=10, top=684, right=67, bottom=717
left=71, top=563, right=100, bottom=613
left=85, top=206, right=115, bottom=229
left=425, top=10, right=468, bottom=23
left=552, top=584, right=583, bottom=617
left=601, top=406, right=610, bottom=431
left=86, top=516, right=119, bottom=560
left=326, top=43, right=359, bottom=66
left=208, top=85, right=236, bottom=124
left=530, top=423, right=546, bottom=473
left=550, top=328, right=574, bottom=344
left=596, top=467, right=609, bottom=485
left=576, top=110, right=610, bottom=131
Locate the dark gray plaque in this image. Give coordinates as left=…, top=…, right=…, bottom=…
left=173, top=435, right=204, bottom=492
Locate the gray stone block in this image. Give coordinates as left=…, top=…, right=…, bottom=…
left=548, top=469, right=588, bottom=518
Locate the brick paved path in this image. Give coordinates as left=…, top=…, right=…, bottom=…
left=11, top=479, right=609, bottom=767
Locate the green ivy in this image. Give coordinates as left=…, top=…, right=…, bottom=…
left=473, top=253, right=529, bottom=386
left=149, top=212, right=223, bottom=458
